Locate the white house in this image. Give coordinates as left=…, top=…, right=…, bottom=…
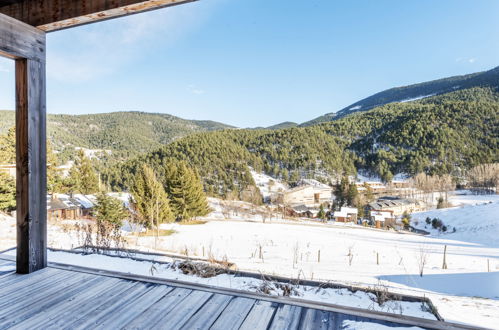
left=332, top=207, right=358, bottom=222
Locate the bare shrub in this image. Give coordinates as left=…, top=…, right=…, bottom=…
left=417, top=245, right=428, bottom=277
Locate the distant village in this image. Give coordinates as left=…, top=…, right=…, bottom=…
left=1, top=150, right=453, bottom=233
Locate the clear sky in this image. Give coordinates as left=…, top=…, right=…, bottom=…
left=1, top=0, right=499, bottom=127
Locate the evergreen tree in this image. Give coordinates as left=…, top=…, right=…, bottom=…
left=47, top=140, right=64, bottom=194
left=131, top=164, right=174, bottom=229
left=0, top=172, right=16, bottom=212
left=94, top=193, right=128, bottom=226
left=0, top=127, right=15, bottom=164
left=347, top=183, right=358, bottom=206
left=67, top=150, right=99, bottom=194
left=165, top=161, right=210, bottom=221
left=317, top=204, right=326, bottom=221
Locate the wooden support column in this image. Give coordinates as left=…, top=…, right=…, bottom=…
left=0, top=12, right=47, bottom=274
left=15, top=58, right=47, bottom=274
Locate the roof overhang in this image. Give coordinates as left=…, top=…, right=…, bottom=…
left=0, top=0, right=197, bottom=32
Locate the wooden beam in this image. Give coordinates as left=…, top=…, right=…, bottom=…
left=0, top=13, right=47, bottom=274
left=0, top=0, right=197, bottom=32
left=0, top=12, right=45, bottom=61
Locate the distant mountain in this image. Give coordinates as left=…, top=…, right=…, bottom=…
left=301, top=66, right=499, bottom=126
left=0, top=111, right=233, bottom=157
left=267, top=121, right=298, bottom=130
left=106, top=86, right=499, bottom=196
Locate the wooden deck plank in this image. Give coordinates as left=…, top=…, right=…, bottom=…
left=180, top=294, right=233, bottom=330
left=239, top=300, right=278, bottom=330
left=298, top=308, right=334, bottom=330
left=124, top=287, right=193, bottom=330
left=70, top=281, right=154, bottom=330
left=0, top=269, right=76, bottom=308
left=0, top=264, right=15, bottom=276
left=43, top=279, right=140, bottom=329
left=150, top=290, right=214, bottom=330
left=0, top=267, right=58, bottom=289
left=93, top=285, right=174, bottom=329
left=0, top=272, right=98, bottom=328
left=9, top=276, right=121, bottom=330
left=209, top=297, right=256, bottom=330
left=269, top=304, right=303, bottom=330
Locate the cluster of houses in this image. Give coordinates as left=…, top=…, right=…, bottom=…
left=273, top=178, right=424, bottom=230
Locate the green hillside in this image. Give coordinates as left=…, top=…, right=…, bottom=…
left=104, top=127, right=356, bottom=197
left=0, top=111, right=233, bottom=158
left=322, top=87, right=499, bottom=179
left=104, top=87, right=499, bottom=196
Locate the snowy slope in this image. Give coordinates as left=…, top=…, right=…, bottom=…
left=412, top=194, right=499, bottom=247
left=250, top=170, right=287, bottom=199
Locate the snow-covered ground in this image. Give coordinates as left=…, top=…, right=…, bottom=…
left=250, top=170, right=287, bottom=199
left=1, top=192, right=498, bottom=328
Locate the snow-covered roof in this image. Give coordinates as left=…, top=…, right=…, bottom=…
left=370, top=210, right=394, bottom=222
left=333, top=207, right=358, bottom=217
left=297, top=179, right=330, bottom=189
left=73, top=194, right=94, bottom=209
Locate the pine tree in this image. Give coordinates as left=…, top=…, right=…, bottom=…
left=0, top=127, right=15, bottom=164
left=131, top=164, right=174, bottom=230
left=317, top=204, right=326, bottom=221
left=165, top=161, right=210, bottom=221
left=0, top=172, right=16, bottom=212
left=47, top=140, right=63, bottom=194
left=67, top=150, right=99, bottom=194
left=347, top=183, right=358, bottom=206
left=94, top=193, right=128, bottom=226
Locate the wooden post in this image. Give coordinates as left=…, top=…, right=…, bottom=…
left=317, top=250, right=321, bottom=263
left=376, top=252, right=379, bottom=265
left=0, top=13, right=47, bottom=274
left=442, top=245, right=447, bottom=270
left=16, top=57, right=47, bottom=274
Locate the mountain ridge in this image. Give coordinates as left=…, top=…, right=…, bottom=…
left=301, top=65, right=499, bottom=126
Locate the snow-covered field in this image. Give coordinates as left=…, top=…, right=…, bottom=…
left=1, top=192, right=498, bottom=328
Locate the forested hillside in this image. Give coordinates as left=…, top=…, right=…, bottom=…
left=302, top=66, right=499, bottom=125
left=104, top=87, right=499, bottom=197
left=104, top=127, right=357, bottom=197
left=322, top=87, right=499, bottom=180
left=0, top=111, right=232, bottom=158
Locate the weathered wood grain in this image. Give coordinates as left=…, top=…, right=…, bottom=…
left=0, top=273, right=99, bottom=328
left=239, top=300, right=279, bottom=330
left=180, top=294, right=233, bottom=330
left=209, top=296, right=256, bottom=330
left=93, top=285, right=174, bottom=329
left=15, top=56, right=47, bottom=274
left=0, top=12, right=45, bottom=61
left=298, top=308, right=334, bottom=330
left=0, top=0, right=197, bottom=32
left=124, top=287, right=193, bottom=330
left=151, top=290, right=213, bottom=329
left=269, top=304, right=303, bottom=330
left=9, top=276, right=121, bottom=330
left=43, top=279, right=137, bottom=329
left=71, top=282, right=153, bottom=330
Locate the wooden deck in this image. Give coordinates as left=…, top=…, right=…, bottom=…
left=0, top=258, right=479, bottom=330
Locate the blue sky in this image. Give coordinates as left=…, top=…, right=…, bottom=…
left=1, top=0, right=499, bottom=127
